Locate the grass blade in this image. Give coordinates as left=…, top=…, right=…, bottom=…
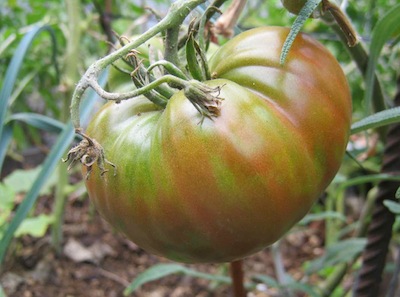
left=0, top=72, right=107, bottom=265
left=124, top=264, right=187, bottom=294
left=0, top=125, right=13, bottom=170
left=124, top=263, right=233, bottom=295
left=351, top=106, right=400, bottom=134
left=306, top=238, right=367, bottom=274
left=8, top=113, right=66, bottom=134
left=0, top=23, right=58, bottom=163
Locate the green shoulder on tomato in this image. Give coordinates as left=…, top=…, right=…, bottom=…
left=84, top=26, right=352, bottom=263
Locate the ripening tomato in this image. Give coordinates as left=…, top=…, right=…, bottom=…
left=83, top=26, right=351, bottom=263
left=281, top=0, right=323, bottom=18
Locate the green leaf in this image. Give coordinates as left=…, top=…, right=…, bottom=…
left=396, top=187, right=400, bottom=199
left=0, top=32, right=16, bottom=57
left=306, top=238, right=367, bottom=274
left=299, top=211, right=346, bottom=225
left=186, top=33, right=205, bottom=81
left=124, top=264, right=188, bottom=294
left=0, top=124, right=13, bottom=171
left=8, top=113, right=65, bottom=134
left=351, top=106, right=400, bottom=134
left=383, top=200, right=400, bottom=214
left=0, top=71, right=107, bottom=265
left=252, top=274, right=279, bottom=287
left=3, top=166, right=58, bottom=196
left=14, top=214, right=54, bottom=237
left=365, top=4, right=400, bottom=112
left=0, top=284, right=6, bottom=297
left=335, top=173, right=400, bottom=190
left=124, top=263, right=234, bottom=295
left=252, top=274, right=319, bottom=297
left=0, top=24, right=58, bottom=156
left=285, top=282, right=320, bottom=297
left=180, top=267, right=232, bottom=284
left=280, top=0, right=322, bottom=65
left=8, top=71, right=37, bottom=107
left=0, top=184, right=14, bottom=237
left=0, top=184, right=15, bottom=208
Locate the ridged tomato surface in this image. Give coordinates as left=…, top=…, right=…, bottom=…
left=84, top=27, right=352, bottom=263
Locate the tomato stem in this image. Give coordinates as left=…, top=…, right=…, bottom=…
left=322, top=0, right=358, bottom=47
left=70, top=0, right=207, bottom=129
left=123, top=50, right=176, bottom=100
left=146, top=60, right=189, bottom=80
left=326, top=19, right=386, bottom=117
left=165, top=27, right=182, bottom=69
left=81, top=73, right=222, bottom=119
left=230, top=260, right=246, bottom=297
left=177, top=0, right=227, bottom=49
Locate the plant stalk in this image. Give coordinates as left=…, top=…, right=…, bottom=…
left=70, top=0, right=206, bottom=130
left=177, top=0, right=227, bottom=48
left=322, top=0, right=358, bottom=47
left=327, top=22, right=386, bottom=115
left=271, top=241, right=293, bottom=297
left=230, top=260, right=246, bottom=297
left=51, top=0, right=82, bottom=253
left=353, top=75, right=400, bottom=297
left=164, top=26, right=182, bottom=69
left=318, top=186, right=378, bottom=296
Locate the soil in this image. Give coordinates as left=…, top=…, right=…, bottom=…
left=1, top=160, right=325, bottom=297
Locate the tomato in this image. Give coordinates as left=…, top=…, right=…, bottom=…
left=281, top=0, right=323, bottom=18
left=83, top=26, right=351, bottom=263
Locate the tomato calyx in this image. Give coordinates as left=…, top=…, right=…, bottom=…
left=184, top=80, right=224, bottom=118
left=63, top=129, right=116, bottom=180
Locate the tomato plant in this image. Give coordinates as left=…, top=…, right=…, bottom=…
left=107, top=37, right=165, bottom=92
left=281, top=0, right=322, bottom=17
left=81, top=26, right=351, bottom=263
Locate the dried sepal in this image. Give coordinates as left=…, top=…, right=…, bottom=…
left=63, top=131, right=116, bottom=180
left=184, top=81, right=224, bottom=120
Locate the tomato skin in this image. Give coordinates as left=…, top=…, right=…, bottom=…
left=209, top=26, right=351, bottom=191
left=281, top=0, right=322, bottom=17
left=84, top=27, right=351, bottom=263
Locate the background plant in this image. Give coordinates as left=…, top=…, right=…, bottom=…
left=1, top=0, right=400, bottom=296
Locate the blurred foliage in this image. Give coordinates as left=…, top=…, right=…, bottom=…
left=1, top=0, right=400, bottom=296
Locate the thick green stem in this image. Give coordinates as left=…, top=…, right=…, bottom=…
left=164, top=27, right=182, bottom=68
left=147, top=60, right=189, bottom=80
left=89, top=74, right=188, bottom=104
left=322, top=0, right=358, bottom=47
left=327, top=22, right=386, bottom=114
left=70, top=0, right=206, bottom=129
left=52, top=0, right=82, bottom=253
